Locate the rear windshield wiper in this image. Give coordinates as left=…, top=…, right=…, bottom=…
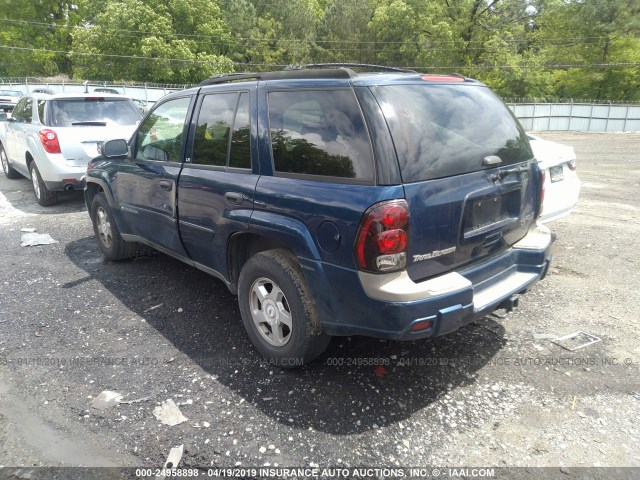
left=491, top=165, right=530, bottom=182
left=71, top=121, right=108, bottom=126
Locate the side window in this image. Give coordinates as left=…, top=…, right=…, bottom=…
left=135, top=97, right=191, bottom=163
left=12, top=98, right=33, bottom=123
left=268, top=90, right=373, bottom=180
left=192, top=93, right=237, bottom=167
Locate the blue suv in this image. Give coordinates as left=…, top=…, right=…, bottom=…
left=84, top=67, right=553, bottom=366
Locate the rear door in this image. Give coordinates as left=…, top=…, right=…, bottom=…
left=113, top=96, right=194, bottom=256
left=366, top=82, right=538, bottom=282
left=177, top=88, right=257, bottom=275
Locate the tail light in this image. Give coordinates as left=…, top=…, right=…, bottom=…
left=567, top=159, right=577, bottom=171
left=355, top=200, right=409, bottom=273
left=39, top=129, right=61, bottom=154
left=537, top=170, right=546, bottom=218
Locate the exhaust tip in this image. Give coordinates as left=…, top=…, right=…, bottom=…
left=64, top=183, right=75, bottom=191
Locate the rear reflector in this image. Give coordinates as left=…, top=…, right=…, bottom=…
left=411, top=320, right=433, bottom=332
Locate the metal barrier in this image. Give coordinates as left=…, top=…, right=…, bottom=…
left=2, top=79, right=640, bottom=131
left=507, top=102, right=640, bottom=132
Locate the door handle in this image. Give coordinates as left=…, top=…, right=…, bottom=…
left=158, top=180, right=173, bottom=191
left=224, top=192, right=244, bottom=205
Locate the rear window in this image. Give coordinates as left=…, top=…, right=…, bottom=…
left=369, top=85, right=532, bottom=182
left=47, top=98, right=142, bottom=127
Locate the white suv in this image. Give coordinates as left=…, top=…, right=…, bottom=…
left=0, top=93, right=142, bottom=206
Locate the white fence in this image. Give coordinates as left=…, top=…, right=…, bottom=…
left=507, top=102, right=640, bottom=132
left=0, top=80, right=180, bottom=103
left=2, top=80, right=640, bottom=132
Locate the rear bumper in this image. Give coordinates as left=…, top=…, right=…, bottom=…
left=307, top=223, right=553, bottom=339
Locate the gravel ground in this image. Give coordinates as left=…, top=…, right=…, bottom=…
left=0, top=133, right=638, bottom=475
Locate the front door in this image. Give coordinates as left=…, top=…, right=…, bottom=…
left=113, top=96, right=194, bottom=256
left=177, top=90, right=257, bottom=275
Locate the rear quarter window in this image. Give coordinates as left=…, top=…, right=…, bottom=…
left=268, top=89, right=374, bottom=181
left=370, top=84, right=532, bottom=182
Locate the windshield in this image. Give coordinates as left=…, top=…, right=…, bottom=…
left=47, top=98, right=142, bottom=127
left=369, top=84, right=532, bottom=182
left=0, top=90, right=22, bottom=97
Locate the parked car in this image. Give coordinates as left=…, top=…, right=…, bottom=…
left=31, top=88, right=55, bottom=95
left=0, top=90, right=22, bottom=112
left=94, top=88, right=120, bottom=94
left=84, top=68, right=552, bottom=366
left=528, top=134, right=581, bottom=223
left=0, top=93, right=142, bottom=206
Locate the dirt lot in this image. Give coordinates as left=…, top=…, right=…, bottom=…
left=0, top=133, right=638, bottom=476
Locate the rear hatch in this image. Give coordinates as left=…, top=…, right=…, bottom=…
left=46, top=97, right=142, bottom=166
left=368, top=81, right=539, bottom=282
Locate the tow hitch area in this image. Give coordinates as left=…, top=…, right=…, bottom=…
left=492, top=294, right=521, bottom=319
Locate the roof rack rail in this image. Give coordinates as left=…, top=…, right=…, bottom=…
left=287, top=63, right=417, bottom=73
left=198, top=73, right=262, bottom=86
left=198, top=68, right=355, bottom=86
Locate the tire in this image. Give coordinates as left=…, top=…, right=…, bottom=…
left=90, top=193, right=137, bottom=260
left=1, top=144, right=21, bottom=179
left=29, top=162, right=58, bottom=206
left=238, top=249, right=331, bottom=367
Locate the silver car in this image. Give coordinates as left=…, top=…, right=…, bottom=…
left=0, top=93, right=142, bottom=206
left=0, top=89, right=22, bottom=112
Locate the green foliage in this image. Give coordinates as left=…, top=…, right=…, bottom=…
left=0, top=0, right=638, bottom=100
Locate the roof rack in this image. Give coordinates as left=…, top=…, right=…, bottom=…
left=198, top=69, right=354, bottom=86
left=287, top=63, right=417, bottom=73
left=198, top=64, right=416, bottom=86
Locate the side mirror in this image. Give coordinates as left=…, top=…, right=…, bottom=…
left=102, top=139, right=128, bottom=158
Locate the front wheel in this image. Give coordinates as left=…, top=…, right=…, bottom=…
left=238, top=249, right=331, bottom=367
left=29, top=162, right=58, bottom=206
left=90, top=193, right=137, bottom=260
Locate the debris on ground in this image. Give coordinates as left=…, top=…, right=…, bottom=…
left=120, top=396, right=152, bottom=405
left=20, top=232, right=58, bottom=247
left=153, top=399, right=188, bottom=426
left=20, top=227, right=36, bottom=233
left=155, top=445, right=184, bottom=480
left=551, top=331, right=602, bottom=351
left=91, top=390, right=123, bottom=411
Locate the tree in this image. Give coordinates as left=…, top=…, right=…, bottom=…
left=72, top=0, right=233, bottom=83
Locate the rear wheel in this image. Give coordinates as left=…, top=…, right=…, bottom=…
left=1, top=144, right=20, bottom=179
left=238, top=249, right=331, bottom=367
left=29, top=162, right=58, bottom=206
left=90, top=193, right=137, bottom=260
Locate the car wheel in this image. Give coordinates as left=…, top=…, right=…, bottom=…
left=1, top=144, right=20, bottom=179
left=29, top=162, right=58, bottom=206
left=238, top=249, right=331, bottom=367
left=90, top=193, right=137, bottom=260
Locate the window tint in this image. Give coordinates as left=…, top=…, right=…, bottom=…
left=268, top=90, right=373, bottom=180
left=192, top=93, right=237, bottom=167
left=229, top=93, right=251, bottom=169
left=13, top=98, right=33, bottom=123
left=48, top=98, right=141, bottom=127
left=135, top=97, right=191, bottom=163
left=369, top=85, right=532, bottom=182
